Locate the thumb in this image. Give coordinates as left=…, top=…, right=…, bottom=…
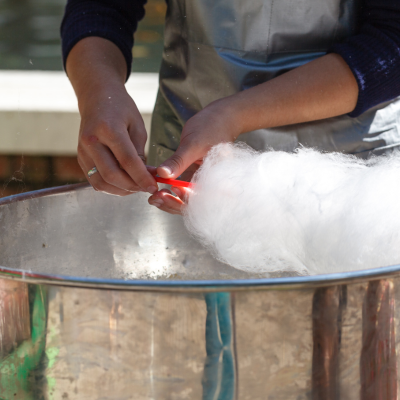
left=157, top=145, right=200, bottom=179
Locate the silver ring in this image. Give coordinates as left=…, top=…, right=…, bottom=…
left=87, top=167, right=98, bottom=178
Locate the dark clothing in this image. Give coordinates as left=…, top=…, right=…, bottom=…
left=330, top=1, right=400, bottom=116
left=61, top=0, right=400, bottom=117
left=61, top=0, right=147, bottom=76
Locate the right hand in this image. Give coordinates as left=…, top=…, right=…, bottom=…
left=66, top=37, right=158, bottom=196
left=77, top=84, right=158, bottom=196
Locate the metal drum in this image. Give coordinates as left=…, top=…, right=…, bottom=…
left=0, top=183, right=399, bottom=399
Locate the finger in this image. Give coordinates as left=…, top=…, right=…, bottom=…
left=147, top=165, right=158, bottom=176
left=128, top=118, right=147, bottom=162
left=153, top=200, right=183, bottom=215
left=148, top=188, right=174, bottom=203
left=78, top=152, right=132, bottom=197
left=171, top=186, right=191, bottom=201
left=84, top=142, right=143, bottom=192
left=157, top=142, right=204, bottom=180
left=152, top=202, right=183, bottom=215
left=79, top=155, right=131, bottom=197
left=148, top=190, right=185, bottom=215
left=100, top=130, right=158, bottom=194
left=157, top=206, right=183, bottom=215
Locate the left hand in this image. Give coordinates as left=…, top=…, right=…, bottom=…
left=148, top=186, right=191, bottom=215
left=148, top=53, right=360, bottom=215
left=148, top=161, right=199, bottom=215
left=148, top=98, right=242, bottom=214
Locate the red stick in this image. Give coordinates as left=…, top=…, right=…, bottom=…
left=155, top=176, right=194, bottom=188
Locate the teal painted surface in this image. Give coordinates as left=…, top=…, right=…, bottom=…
left=203, top=293, right=236, bottom=400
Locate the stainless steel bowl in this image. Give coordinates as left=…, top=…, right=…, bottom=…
left=0, top=183, right=399, bottom=399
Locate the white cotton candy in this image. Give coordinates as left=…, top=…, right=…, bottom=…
left=183, top=143, right=400, bottom=276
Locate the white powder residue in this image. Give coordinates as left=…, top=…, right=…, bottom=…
left=184, top=143, right=400, bottom=275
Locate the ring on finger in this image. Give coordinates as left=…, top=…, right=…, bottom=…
left=88, top=167, right=98, bottom=178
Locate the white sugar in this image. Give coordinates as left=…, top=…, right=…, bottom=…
left=184, top=143, right=400, bottom=275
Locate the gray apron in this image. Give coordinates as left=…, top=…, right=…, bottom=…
left=148, top=0, right=400, bottom=166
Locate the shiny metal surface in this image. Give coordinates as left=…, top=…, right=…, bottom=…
left=0, top=183, right=262, bottom=283
left=0, top=184, right=400, bottom=399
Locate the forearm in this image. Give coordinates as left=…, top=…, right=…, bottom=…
left=61, top=0, right=147, bottom=79
left=66, top=37, right=127, bottom=114
left=223, top=53, right=358, bottom=135
left=66, top=36, right=158, bottom=196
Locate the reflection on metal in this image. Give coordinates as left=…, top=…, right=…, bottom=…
left=109, top=291, right=121, bottom=360
left=361, top=280, right=397, bottom=400
left=0, top=280, right=30, bottom=359
left=203, top=293, right=236, bottom=400
left=0, top=185, right=400, bottom=399
left=312, top=286, right=346, bottom=400
left=0, top=283, right=47, bottom=399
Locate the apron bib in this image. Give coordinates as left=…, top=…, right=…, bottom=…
left=148, top=0, right=400, bottom=166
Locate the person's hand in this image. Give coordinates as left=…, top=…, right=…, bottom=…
left=148, top=163, right=199, bottom=215
left=148, top=98, right=241, bottom=214
left=148, top=186, right=191, bottom=215
left=77, top=85, right=158, bottom=196
left=159, top=98, right=241, bottom=179
left=149, top=52, right=359, bottom=214
left=66, top=37, right=158, bottom=196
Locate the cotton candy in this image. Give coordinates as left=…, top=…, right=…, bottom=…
left=183, top=143, right=400, bottom=275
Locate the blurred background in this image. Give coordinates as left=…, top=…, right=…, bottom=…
left=0, top=0, right=165, bottom=198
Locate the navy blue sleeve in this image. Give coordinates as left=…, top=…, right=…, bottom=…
left=331, top=0, right=400, bottom=117
left=61, top=0, right=147, bottom=80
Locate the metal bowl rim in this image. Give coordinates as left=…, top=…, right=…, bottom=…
left=1, top=183, right=399, bottom=291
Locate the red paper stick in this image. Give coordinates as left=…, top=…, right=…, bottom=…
left=155, top=176, right=194, bottom=188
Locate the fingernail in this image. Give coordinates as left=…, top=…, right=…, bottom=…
left=159, top=165, right=172, bottom=176
left=171, top=187, right=182, bottom=197
left=147, top=185, right=158, bottom=194
left=151, top=200, right=164, bottom=207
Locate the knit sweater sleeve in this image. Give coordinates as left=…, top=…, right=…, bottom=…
left=331, top=0, right=400, bottom=117
left=60, top=0, right=147, bottom=80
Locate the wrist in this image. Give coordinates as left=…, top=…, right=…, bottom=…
left=66, top=37, right=128, bottom=115
left=77, top=78, right=127, bottom=116
left=205, top=96, right=246, bottom=140
left=225, top=90, right=273, bottom=134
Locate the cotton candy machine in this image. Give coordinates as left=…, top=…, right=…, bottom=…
left=0, top=183, right=399, bottom=399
